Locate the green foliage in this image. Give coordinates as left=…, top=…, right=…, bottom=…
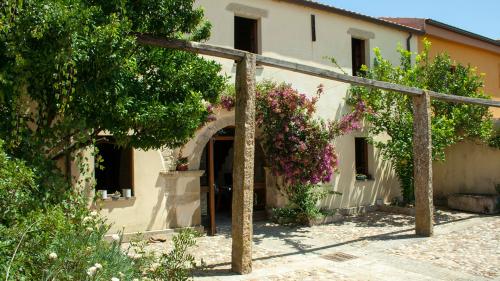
left=0, top=143, right=199, bottom=280
left=0, top=206, right=139, bottom=280
left=272, top=184, right=340, bottom=225
left=1, top=204, right=201, bottom=280
left=0, top=139, right=37, bottom=226
left=143, top=229, right=200, bottom=280
left=348, top=41, right=494, bottom=202
left=0, top=0, right=226, bottom=165
left=1, top=1, right=214, bottom=278
left=489, top=131, right=500, bottom=149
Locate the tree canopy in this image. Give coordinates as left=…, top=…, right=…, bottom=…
left=348, top=41, right=494, bottom=202
left=0, top=0, right=226, bottom=164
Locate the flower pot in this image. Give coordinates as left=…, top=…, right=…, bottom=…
left=122, top=188, right=132, bottom=198
left=356, top=174, right=367, bottom=181
left=176, top=164, right=188, bottom=171
left=111, top=195, right=120, bottom=201
left=98, top=190, right=108, bottom=200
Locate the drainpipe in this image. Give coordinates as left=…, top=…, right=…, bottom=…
left=406, top=32, right=413, bottom=51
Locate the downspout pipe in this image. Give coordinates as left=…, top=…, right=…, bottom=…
left=406, top=32, right=413, bottom=51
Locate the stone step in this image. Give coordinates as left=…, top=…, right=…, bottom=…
left=447, top=193, right=500, bottom=214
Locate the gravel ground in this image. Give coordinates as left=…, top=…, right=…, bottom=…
left=144, top=209, right=499, bottom=281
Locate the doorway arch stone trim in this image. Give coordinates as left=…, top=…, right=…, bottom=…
left=183, top=110, right=236, bottom=170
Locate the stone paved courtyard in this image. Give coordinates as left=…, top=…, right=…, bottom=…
left=147, top=209, right=500, bottom=281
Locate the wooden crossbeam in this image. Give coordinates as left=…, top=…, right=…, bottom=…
left=136, top=35, right=500, bottom=108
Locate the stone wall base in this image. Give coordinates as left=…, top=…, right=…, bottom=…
left=105, top=226, right=205, bottom=243
left=448, top=194, right=500, bottom=214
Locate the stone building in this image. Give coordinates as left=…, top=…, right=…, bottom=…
left=93, top=0, right=424, bottom=235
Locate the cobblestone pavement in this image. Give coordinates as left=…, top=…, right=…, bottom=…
left=146, top=209, right=500, bottom=281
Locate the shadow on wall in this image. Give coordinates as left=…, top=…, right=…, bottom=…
left=146, top=174, right=167, bottom=230
left=433, top=140, right=500, bottom=199
left=320, top=104, right=400, bottom=209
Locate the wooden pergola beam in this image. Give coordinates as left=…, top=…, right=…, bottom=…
left=136, top=35, right=500, bottom=108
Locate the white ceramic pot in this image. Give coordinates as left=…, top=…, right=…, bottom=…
left=99, top=190, right=108, bottom=199
left=122, top=188, right=132, bottom=198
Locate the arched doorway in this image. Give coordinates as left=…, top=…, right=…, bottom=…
left=199, top=126, right=266, bottom=235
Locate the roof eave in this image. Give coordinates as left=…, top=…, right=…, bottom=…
left=277, top=0, right=425, bottom=35
left=425, top=19, right=500, bottom=47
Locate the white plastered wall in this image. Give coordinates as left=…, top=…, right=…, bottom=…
left=93, top=0, right=421, bottom=233
left=195, top=0, right=416, bottom=208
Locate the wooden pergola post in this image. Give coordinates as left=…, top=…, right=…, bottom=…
left=232, top=53, right=256, bottom=274
left=412, top=91, right=434, bottom=237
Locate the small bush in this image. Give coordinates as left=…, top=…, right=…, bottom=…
left=272, top=183, right=340, bottom=225
left=0, top=140, right=200, bottom=280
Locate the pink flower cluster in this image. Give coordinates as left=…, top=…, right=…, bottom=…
left=255, top=84, right=358, bottom=185
left=330, top=100, right=367, bottom=137
left=206, top=103, right=216, bottom=122
left=220, top=95, right=235, bottom=111
left=210, top=83, right=364, bottom=187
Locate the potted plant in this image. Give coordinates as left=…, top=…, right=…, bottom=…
left=111, top=191, right=121, bottom=200
left=176, top=156, right=189, bottom=171
left=356, top=174, right=367, bottom=181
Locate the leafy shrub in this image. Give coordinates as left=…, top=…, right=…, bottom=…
left=348, top=42, right=494, bottom=203
left=0, top=140, right=38, bottom=226
left=0, top=205, right=138, bottom=280
left=0, top=140, right=199, bottom=280
left=1, top=205, right=201, bottom=280
left=142, top=229, right=201, bottom=280
left=272, top=183, right=341, bottom=225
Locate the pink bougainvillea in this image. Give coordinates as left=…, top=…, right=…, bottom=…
left=256, top=83, right=364, bottom=185
left=214, top=83, right=364, bottom=186
left=220, top=95, right=235, bottom=111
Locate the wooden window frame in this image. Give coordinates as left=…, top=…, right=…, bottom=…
left=311, top=14, right=316, bottom=42
left=94, top=136, right=134, bottom=197
left=351, top=37, right=366, bottom=76
left=354, top=137, right=371, bottom=179
left=234, top=16, right=260, bottom=54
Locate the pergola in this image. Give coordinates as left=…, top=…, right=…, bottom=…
left=137, top=34, right=500, bottom=274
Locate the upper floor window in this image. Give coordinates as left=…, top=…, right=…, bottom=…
left=234, top=16, right=259, bottom=54
left=351, top=38, right=366, bottom=76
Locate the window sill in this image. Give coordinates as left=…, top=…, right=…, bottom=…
left=355, top=178, right=375, bottom=182
left=160, top=170, right=205, bottom=178
left=100, top=196, right=136, bottom=202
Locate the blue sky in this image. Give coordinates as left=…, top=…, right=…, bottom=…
left=318, top=0, right=500, bottom=40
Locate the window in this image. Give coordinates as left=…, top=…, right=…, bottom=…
left=351, top=38, right=366, bottom=76
left=355, top=137, right=370, bottom=178
left=234, top=16, right=259, bottom=54
left=95, top=137, right=134, bottom=196
left=311, top=15, right=316, bottom=42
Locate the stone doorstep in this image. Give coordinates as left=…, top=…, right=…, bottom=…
left=447, top=193, right=500, bottom=214
left=105, top=225, right=204, bottom=243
